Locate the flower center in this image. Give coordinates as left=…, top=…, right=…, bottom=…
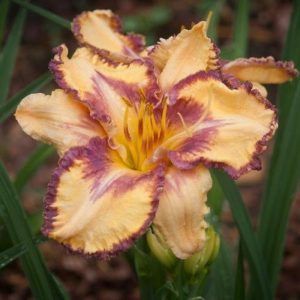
left=120, top=91, right=168, bottom=171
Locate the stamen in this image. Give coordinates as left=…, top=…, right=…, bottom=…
left=108, top=137, right=128, bottom=164
left=137, top=100, right=145, bottom=137
left=143, top=104, right=152, bottom=155
left=121, top=96, right=133, bottom=107
left=139, top=89, right=147, bottom=102
left=177, top=112, right=192, bottom=138
left=123, top=106, right=131, bottom=141
left=153, top=93, right=165, bottom=109
left=118, top=89, right=171, bottom=170
left=150, top=113, right=159, bottom=144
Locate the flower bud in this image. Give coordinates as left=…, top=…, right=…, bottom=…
left=146, top=230, right=176, bottom=269
left=183, top=226, right=220, bottom=276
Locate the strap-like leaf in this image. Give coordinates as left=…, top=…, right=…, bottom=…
left=12, top=0, right=70, bottom=30
left=203, top=238, right=234, bottom=300
left=232, top=0, right=249, bottom=58
left=0, top=161, right=66, bottom=299
left=0, top=7, right=26, bottom=103
left=254, top=1, right=300, bottom=297
left=0, top=235, right=47, bottom=269
left=0, top=72, right=52, bottom=123
left=0, top=0, right=10, bottom=47
left=15, top=144, right=55, bottom=193
left=213, top=170, right=271, bottom=300
left=234, top=241, right=245, bottom=300
left=221, top=0, right=250, bottom=60
left=256, top=79, right=300, bottom=295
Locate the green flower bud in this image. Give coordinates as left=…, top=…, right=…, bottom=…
left=184, top=226, right=220, bottom=276
left=146, top=229, right=177, bottom=269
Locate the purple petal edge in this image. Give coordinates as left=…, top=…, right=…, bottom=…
left=168, top=70, right=277, bottom=180
left=42, top=137, right=165, bottom=260
left=49, top=44, right=160, bottom=123
left=222, top=56, right=299, bottom=78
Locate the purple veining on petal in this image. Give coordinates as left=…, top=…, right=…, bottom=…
left=49, top=45, right=160, bottom=126
left=167, top=99, right=205, bottom=129
left=95, top=71, right=140, bottom=103
left=168, top=119, right=223, bottom=169
left=167, top=70, right=278, bottom=179
left=42, top=137, right=165, bottom=260
left=62, top=161, right=164, bottom=260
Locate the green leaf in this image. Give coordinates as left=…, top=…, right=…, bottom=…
left=253, top=1, right=300, bottom=297
left=213, top=170, right=271, bottom=300
left=14, top=144, right=55, bottom=193
left=0, top=235, right=47, bottom=269
left=0, top=0, right=10, bottom=47
left=203, top=237, right=234, bottom=300
left=266, top=1, right=300, bottom=186
left=134, top=246, right=159, bottom=300
left=12, top=0, right=70, bottom=30
left=232, top=0, right=249, bottom=58
left=276, top=0, right=300, bottom=132
left=0, top=7, right=27, bottom=104
left=0, top=161, right=67, bottom=299
left=234, top=241, right=245, bottom=300
left=133, top=238, right=167, bottom=300
left=256, top=78, right=300, bottom=295
left=0, top=72, right=52, bottom=123
left=207, top=171, right=224, bottom=218
left=122, top=6, right=172, bottom=45
left=221, top=0, right=250, bottom=60
left=0, top=243, right=26, bottom=269
left=28, top=210, right=43, bottom=235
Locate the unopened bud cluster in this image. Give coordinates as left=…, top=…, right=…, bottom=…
left=184, top=226, right=220, bottom=276
left=147, top=225, right=220, bottom=275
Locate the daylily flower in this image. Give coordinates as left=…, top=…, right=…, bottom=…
left=15, top=10, right=297, bottom=260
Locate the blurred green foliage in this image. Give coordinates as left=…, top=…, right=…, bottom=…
left=123, top=6, right=172, bottom=45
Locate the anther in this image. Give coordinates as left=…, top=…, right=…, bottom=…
left=121, top=96, right=133, bottom=107
left=123, top=106, right=131, bottom=141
